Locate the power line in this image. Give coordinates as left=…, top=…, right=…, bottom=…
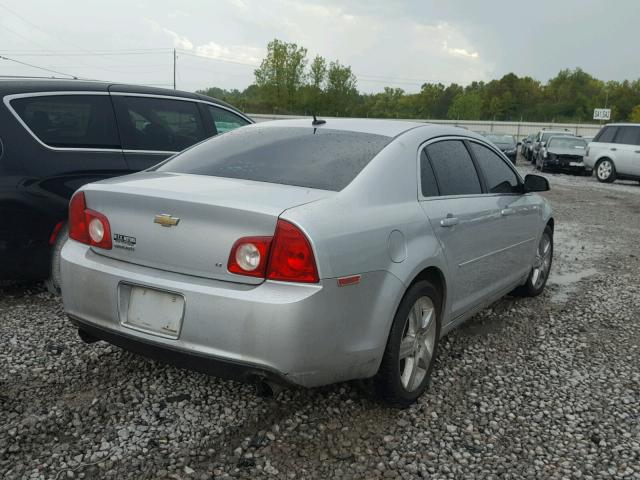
left=0, top=50, right=173, bottom=57
left=177, top=50, right=258, bottom=67
left=0, top=55, right=78, bottom=78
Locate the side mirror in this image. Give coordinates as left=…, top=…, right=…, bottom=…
left=541, top=141, right=546, bottom=147
left=524, top=174, right=550, bottom=192
left=517, top=141, right=522, bottom=146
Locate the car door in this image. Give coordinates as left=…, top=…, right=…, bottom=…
left=611, top=126, right=640, bottom=176
left=418, top=138, right=519, bottom=321
left=3, top=91, right=128, bottom=278
left=111, top=94, right=208, bottom=170
left=468, top=140, right=540, bottom=285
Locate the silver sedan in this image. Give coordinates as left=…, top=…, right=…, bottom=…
left=61, top=119, right=554, bottom=406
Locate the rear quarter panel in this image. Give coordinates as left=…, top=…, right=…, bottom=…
left=282, top=132, right=451, bottom=331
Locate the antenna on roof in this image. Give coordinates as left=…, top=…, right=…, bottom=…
left=312, top=113, right=326, bottom=126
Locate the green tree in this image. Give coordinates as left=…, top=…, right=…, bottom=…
left=448, top=92, right=482, bottom=120
left=630, top=105, right=640, bottom=122
left=254, top=39, right=307, bottom=112
left=325, top=61, right=358, bottom=116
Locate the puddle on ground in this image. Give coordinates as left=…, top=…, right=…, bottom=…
left=548, top=267, right=599, bottom=303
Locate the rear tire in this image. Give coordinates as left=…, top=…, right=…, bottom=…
left=512, top=225, right=553, bottom=297
left=44, top=226, right=68, bottom=295
left=372, top=280, right=441, bottom=407
left=595, top=159, right=616, bottom=183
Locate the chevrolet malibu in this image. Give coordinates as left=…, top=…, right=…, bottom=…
left=61, top=119, right=554, bottom=406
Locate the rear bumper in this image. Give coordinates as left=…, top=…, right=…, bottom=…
left=70, top=316, right=293, bottom=387
left=61, top=241, right=404, bottom=387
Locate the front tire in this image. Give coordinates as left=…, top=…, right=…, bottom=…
left=512, top=225, right=553, bottom=297
left=595, top=159, right=616, bottom=183
left=44, top=225, right=68, bottom=295
left=372, top=280, right=441, bottom=407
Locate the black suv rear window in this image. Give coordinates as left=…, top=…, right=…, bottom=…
left=155, top=126, right=392, bottom=191
left=10, top=95, right=120, bottom=149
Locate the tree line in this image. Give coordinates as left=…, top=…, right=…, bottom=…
left=198, top=39, right=640, bottom=123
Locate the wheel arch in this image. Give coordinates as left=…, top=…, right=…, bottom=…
left=407, top=265, right=447, bottom=316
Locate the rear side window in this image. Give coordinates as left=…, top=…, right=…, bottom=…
left=207, top=106, right=249, bottom=134
left=10, top=94, right=120, bottom=148
left=420, top=150, right=439, bottom=197
left=595, top=126, right=617, bottom=143
left=425, top=140, right=481, bottom=196
left=116, top=96, right=205, bottom=152
left=470, top=142, right=519, bottom=194
left=613, top=126, right=640, bottom=146
left=155, top=126, right=392, bottom=191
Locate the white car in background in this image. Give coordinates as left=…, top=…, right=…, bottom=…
left=584, top=123, right=640, bottom=183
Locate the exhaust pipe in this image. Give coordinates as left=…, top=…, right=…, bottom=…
left=253, top=377, right=284, bottom=398
left=77, top=328, right=99, bottom=344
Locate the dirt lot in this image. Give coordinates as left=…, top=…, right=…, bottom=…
left=1, top=164, right=639, bottom=480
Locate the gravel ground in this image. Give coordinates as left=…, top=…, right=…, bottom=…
left=1, top=164, right=639, bottom=479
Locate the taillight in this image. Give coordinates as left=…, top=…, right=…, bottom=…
left=267, top=220, right=318, bottom=283
left=68, top=191, right=112, bottom=250
left=227, top=220, right=319, bottom=283
left=227, top=237, right=271, bottom=277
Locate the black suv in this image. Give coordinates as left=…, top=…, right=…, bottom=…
left=0, top=78, right=252, bottom=291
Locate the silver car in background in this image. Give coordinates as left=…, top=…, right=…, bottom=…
left=61, top=119, right=554, bottom=405
left=584, top=123, right=640, bottom=183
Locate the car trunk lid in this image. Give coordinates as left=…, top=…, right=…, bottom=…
left=83, top=172, right=331, bottom=284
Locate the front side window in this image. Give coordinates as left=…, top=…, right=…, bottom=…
left=117, top=96, right=205, bottom=152
left=470, top=142, right=519, bottom=194
left=613, top=126, right=640, bottom=146
left=595, top=126, right=617, bottom=143
left=10, top=94, right=119, bottom=148
left=207, top=106, right=250, bottom=134
left=425, top=140, right=481, bottom=196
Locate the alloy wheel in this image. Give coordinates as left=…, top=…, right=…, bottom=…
left=398, top=296, right=437, bottom=392
left=531, top=231, right=552, bottom=290
left=597, top=160, right=612, bottom=180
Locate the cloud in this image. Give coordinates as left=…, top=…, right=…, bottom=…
left=162, top=28, right=194, bottom=50
left=443, top=42, right=479, bottom=59
left=195, top=42, right=264, bottom=65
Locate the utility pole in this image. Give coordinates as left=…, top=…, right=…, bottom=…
left=173, top=48, right=176, bottom=90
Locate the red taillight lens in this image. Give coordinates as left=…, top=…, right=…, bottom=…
left=68, top=191, right=112, bottom=250
left=69, top=192, right=89, bottom=244
left=228, top=237, right=272, bottom=277
left=267, top=220, right=319, bottom=283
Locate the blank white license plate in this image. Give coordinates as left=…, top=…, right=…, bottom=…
left=125, top=287, right=185, bottom=338
left=569, top=161, right=582, bottom=166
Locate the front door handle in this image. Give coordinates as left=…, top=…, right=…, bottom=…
left=501, top=208, right=516, bottom=216
left=635, top=150, right=640, bottom=154
left=610, top=147, right=617, bottom=151
left=440, top=215, right=459, bottom=227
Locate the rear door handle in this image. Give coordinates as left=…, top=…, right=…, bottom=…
left=501, top=208, right=516, bottom=216
left=610, top=147, right=617, bottom=151
left=440, top=215, right=459, bottom=227
left=635, top=150, right=640, bottom=154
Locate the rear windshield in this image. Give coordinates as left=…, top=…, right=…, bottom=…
left=542, top=132, right=572, bottom=142
left=154, top=126, right=392, bottom=191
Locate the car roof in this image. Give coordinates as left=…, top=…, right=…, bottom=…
left=603, top=123, right=640, bottom=127
left=251, top=118, right=427, bottom=137
left=0, top=77, right=242, bottom=112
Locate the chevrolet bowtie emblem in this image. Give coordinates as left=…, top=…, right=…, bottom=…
left=154, top=214, right=180, bottom=227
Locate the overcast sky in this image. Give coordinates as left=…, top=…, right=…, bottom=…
left=0, top=0, right=638, bottom=93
